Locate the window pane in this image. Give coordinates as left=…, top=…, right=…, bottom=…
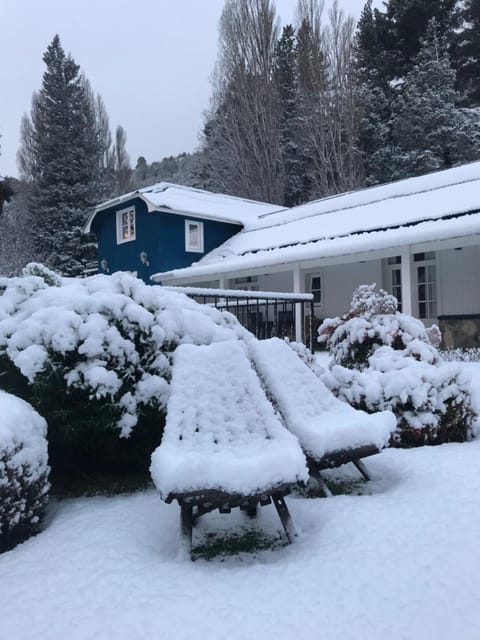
left=189, top=224, right=199, bottom=246
left=418, top=284, right=426, bottom=300
left=419, top=302, right=426, bottom=318
left=417, top=266, right=425, bottom=283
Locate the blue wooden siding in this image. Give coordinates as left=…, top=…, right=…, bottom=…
left=91, top=197, right=242, bottom=284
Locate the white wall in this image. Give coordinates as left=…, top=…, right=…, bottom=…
left=256, top=271, right=294, bottom=292
left=438, top=246, right=480, bottom=315
left=310, top=260, right=383, bottom=319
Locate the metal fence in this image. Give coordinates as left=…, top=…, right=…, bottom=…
left=164, top=286, right=316, bottom=352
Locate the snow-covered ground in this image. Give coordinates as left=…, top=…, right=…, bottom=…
left=1, top=363, right=480, bottom=640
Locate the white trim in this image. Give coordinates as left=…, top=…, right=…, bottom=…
left=293, top=264, right=303, bottom=342
left=185, top=220, right=204, bottom=253
left=116, top=206, right=136, bottom=244
left=400, top=247, right=412, bottom=316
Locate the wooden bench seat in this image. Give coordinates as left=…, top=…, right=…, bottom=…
left=249, top=338, right=397, bottom=485
left=150, top=340, right=308, bottom=555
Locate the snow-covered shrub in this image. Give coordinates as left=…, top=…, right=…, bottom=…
left=0, top=390, right=50, bottom=550
left=0, top=267, right=248, bottom=475
left=318, top=284, right=439, bottom=369
left=319, top=284, right=474, bottom=446
left=323, top=347, right=474, bottom=446
left=441, top=347, right=480, bottom=363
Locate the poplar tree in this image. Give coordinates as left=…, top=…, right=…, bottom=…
left=274, top=25, right=304, bottom=206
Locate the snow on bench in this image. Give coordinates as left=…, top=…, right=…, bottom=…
left=150, top=340, right=308, bottom=551
left=249, top=338, right=397, bottom=481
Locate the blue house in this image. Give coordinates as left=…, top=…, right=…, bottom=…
left=85, top=183, right=285, bottom=283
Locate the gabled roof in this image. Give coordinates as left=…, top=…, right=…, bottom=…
left=85, top=182, right=285, bottom=232
left=153, top=161, right=480, bottom=281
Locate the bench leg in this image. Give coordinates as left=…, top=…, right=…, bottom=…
left=309, top=468, right=333, bottom=497
left=272, top=494, right=297, bottom=543
left=352, top=459, right=371, bottom=481
left=179, top=504, right=193, bottom=558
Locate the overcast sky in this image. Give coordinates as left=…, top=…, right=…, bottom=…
left=1, top=0, right=370, bottom=178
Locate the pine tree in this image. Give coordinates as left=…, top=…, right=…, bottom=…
left=456, top=0, right=480, bottom=105
left=378, top=0, right=460, bottom=81
left=19, top=35, right=101, bottom=275
left=390, top=20, right=480, bottom=179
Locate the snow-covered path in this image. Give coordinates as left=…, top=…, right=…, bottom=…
left=1, top=438, right=480, bottom=640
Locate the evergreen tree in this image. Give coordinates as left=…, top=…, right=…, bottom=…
left=274, top=25, right=303, bottom=206
left=456, top=0, right=480, bottom=105
left=355, top=0, right=385, bottom=86
left=377, top=0, right=460, bottom=81
left=295, top=13, right=329, bottom=199
left=390, top=20, right=480, bottom=179
left=19, top=35, right=101, bottom=275
left=0, top=138, right=14, bottom=214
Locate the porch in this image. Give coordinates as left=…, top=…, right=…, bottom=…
left=158, top=237, right=480, bottom=349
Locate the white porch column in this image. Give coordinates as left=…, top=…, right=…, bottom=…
left=218, top=274, right=227, bottom=290
left=293, top=263, right=303, bottom=342
left=400, top=246, right=413, bottom=315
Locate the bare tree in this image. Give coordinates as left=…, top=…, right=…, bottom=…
left=295, top=0, right=361, bottom=199
left=113, top=125, right=132, bottom=194
left=200, top=0, right=284, bottom=204
left=17, top=105, right=38, bottom=182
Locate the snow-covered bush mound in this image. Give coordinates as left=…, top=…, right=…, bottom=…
left=318, top=283, right=439, bottom=369
left=318, top=284, right=475, bottom=446
left=322, top=347, right=474, bottom=446
left=0, top=390, right=50, bottom=548
left=0, top=265, right=248, bottom=475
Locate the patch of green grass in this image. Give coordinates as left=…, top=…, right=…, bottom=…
left=296, top=477, right=368, bottom=498
left=50, top=470, right=153, bottom=499
left=192, top=528, right=287, bottom=561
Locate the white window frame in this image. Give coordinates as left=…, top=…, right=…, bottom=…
left=185, top=220, right=204, bottom=253
left=414, top=251, right=438, bottom=320
left=116, top=206, right=136, bottom=244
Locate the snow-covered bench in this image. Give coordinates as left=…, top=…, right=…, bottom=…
left=150, top=340, right=308, bottom=554
left=249, top=338, right=397, bottom=485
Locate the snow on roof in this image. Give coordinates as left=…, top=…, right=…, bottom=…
left=150, top=340, right=308, bottom=499
left=85, top=182, right=285, bottom=231
left=153, top=161, right=480, bottom=281
left=250, top=338, right=396, bottom=458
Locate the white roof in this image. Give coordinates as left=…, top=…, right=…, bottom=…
left=154, top=161, right=480, bottom=281
left=85, top=182, right=285, bottom=231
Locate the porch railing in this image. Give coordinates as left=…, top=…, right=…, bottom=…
left=164, top=286, right=315, bottom=352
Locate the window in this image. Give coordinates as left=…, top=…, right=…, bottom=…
left=414, top=252, right=437, bottom=319
left=386, top=256, right=402, bottom=312
left=116, top=206, right=136, bottom=244
left=310, top=275, right=322, bottom=304
left=185, top=220, right=204, bottom=253
left=232, top=275, right=258, bottom=291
